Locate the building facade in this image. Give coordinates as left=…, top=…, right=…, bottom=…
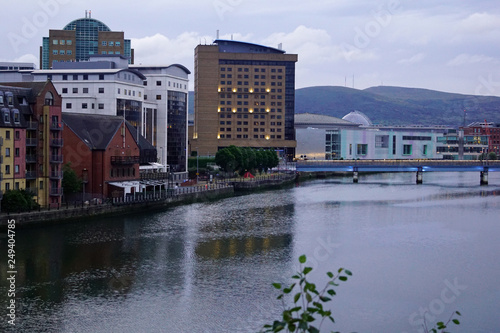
left=462, top=121, right=500, bottom=156
left=0, top=81, right=63, bottom=208
left=40, top=13, right=133, bottom=69
left=295, top=112, right=464, bottom=160
left=193, top=39, right=297, bottom=160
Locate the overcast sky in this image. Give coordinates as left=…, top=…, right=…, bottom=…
left=2, top=0, right=500, bottom=96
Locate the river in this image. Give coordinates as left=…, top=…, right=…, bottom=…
left=1, top=172, right=499, bottom=332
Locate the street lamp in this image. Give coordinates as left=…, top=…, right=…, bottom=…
left=82, top=168, right=88, bottom=203
left=196, top=147, right=199, bottom=183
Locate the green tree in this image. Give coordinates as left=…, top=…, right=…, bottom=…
left=62, top=163, right=81, bottom=196
left=215, top=148, right=236, bottom=173
left=1, top=189, right=39, bottom=212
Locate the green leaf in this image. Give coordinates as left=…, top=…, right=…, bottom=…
left=339, top=276, right=348, bottom=281
left=308, top=326, right=320, bottom=333
left=337, top=268, right=343, bottom=273
left=327, top=271, right=334, bottom=278
left=292, top=274, right=300, bottom=279
left=299, top=255, right=306, bottom=264
left=305, top=292, right=312, bottom=302
left=294, top=292, right=301, bottom=303
left=319, top=296, right=332, bottom=302
left=452, top=319, right=460, bottom=325
left=283, top=287, right=292, bottom=294
left=290, top=306, right=301, bottom=313
left=455, top=311, right=461, bottom=316
left=345, top=269, right=352, bottom=276
left=303, top=266, right=313, bottom=275
left=327, top=289, right=336, bottom=296
left=288, top=323, right=296, bottom=332
left=272, top=283, right=282, bottom=289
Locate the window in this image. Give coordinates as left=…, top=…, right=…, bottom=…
left=115, top=41, right=121, bottom=47
left=102, top=41, right=107, bottom=46
left=98, top=103, right=104, bottom=109
left=72, top=87, right=78, bottom=93
left=62, top=88, right=68, bottom=93
left=5, top=165, right=10, bottom=174
left=67, top=40, right=72, bottom=45
left=5, top=183, right=9, bottom=191
left=5, top=148, right=10, bottom=157
left=15, top=148, right=19, bottom=157
left=52, top=39, right=58, bottom=45
left=83, top=74, right=88, bottom=80
left=109, top=41, right=114, bottom=46
left=62, top=75, right=68, bottom=80
left=82, top=103, right=88, bottom=109
left=5, top=131, right=10, bottom=139
left=98, top=88, right=104, bottom=93
left=73, top=75, right=78, bottom=81
left=156, top=95, right=161, bottom=100
left=83, top=87, right=89, bottom=93
left=40, top=181, right=44, bottom=190
left=156, top=81, right=161, bottom=86
left=423, top=145, right=428, bottom=155
left=15, top=165, right=19, bottom=174
left=67, top=50, right=72, bottom=55
left=66, top=103, right=72, bottom=109
left=403, top=144, right=412, bottom=155
left=375, top=135, right=389, bottom=148
left=99, top=74, right=104, bottom=80
left=357, top=144, right=368, bottom=155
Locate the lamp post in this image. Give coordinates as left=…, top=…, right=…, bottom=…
left=196, top=147, right=199, bottom=184
left=82, top=168, right=88, bottom=204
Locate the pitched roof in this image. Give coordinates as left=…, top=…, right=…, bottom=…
left=63, top=113, right=123, bottom=150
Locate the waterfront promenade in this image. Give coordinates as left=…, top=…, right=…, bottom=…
left=0, top=172, right=297, bottom=228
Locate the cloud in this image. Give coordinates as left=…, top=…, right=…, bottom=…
left=447, top=54, right=498, bottom=66
left=459, top=12, right=500, bottom=34
left=0, top=53, right=38, bottom=66
left=398, top=53, right=426, bottom=64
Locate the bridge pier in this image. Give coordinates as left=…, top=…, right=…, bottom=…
left=480, top=168, right=489, bottom=185
left=416, top=167, right=423, bottom=184
left=353, top=168, right=359, bottom=183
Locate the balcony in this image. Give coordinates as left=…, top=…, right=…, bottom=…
left=50, top=155, right=63, bottom=164
left=110, top=155, right=140, bottom=165
left=50, top=187, right=63, bottom=196
left=27, top=121, right=38, bottom=130
left=50, top=138, right=64, bottom=147
left=26, top=138, right=38, bottom=146
left=49, top=170, right=63, bottom=179
left=25, top=171, right=37, bottom=179
left=26, top=154, right=37, bottom=163
left=50, top=122, right=64, bottom=131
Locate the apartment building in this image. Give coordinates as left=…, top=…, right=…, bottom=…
left=193, top=39, right=297, bottom=160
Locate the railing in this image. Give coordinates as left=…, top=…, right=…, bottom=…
left=50, top=122, right=64, bottom=131
left=50, top=138, right=64, bottom=147
left=26, top=138, right=38, bottom=146
left=140, top=172, right=170, bottom=180
left=50, top=155, right=63, bottom=163
left=49, top=171, right=63, bottom=179
left=50, top=187, right=63, bottom=196
left=25, top=171, right=37, bottom=179
left=27, top=121, right=38, bottom=130
left=26, top=154, right=37, bottom=163
left=111, top=156, right=140, bottom=165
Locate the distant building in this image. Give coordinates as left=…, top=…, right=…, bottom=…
left=0, top=81, right=63, bottom=208
left=40, top=12, right=133, bottom=69
left=192, top=39, right=298, bottom=160
left=462, top=121, right=500, bottom=156
left=295, top=112, right=463, bottom=160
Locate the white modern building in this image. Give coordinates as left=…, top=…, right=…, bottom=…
left=295, top=112, right=462, bottom=160
left=0, top=56, right=191, bottom=180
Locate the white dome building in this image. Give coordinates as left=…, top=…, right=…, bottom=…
left=342, top=110, right=373, bottom=126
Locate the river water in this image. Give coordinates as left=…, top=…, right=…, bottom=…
left=1, top=172, right=500, bottom=333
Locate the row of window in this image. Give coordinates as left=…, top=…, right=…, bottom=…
left=61, top=87, right=103, bottom=94
left=110, top=167, right=135, bottom=178
left=220, top=81, right=284, bottom=87
left=101, top=41, right=121, bottom=47
left=220, top=67, right=283, bottom=73
left=4, top=147, right=21, bottom=157
left=220, top=121, right=283, bottom=126
left=219, top=90, right=282, bottom=98
left=0, top=93, right=14, bottom=106
left=66, top=103, right=104, bottom=110
left=144, top=80, right=186, bottom=89
left=219, top=114, right=282, bottom=119
left=100, top=51, right=121, bottom=55
left=61, top=74, right=105, bottom=80
left=219, top=134, right=282, bottom=139
left=221, top=74, right=283, bottom=80
left=52, top=50, right=73, bottom=55
left=2, top=109, right=21, bottom=124
left=52, top=39, right=73, bottom=45
left=220, top=128, right=282, bottom=133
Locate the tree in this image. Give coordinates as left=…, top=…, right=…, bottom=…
left=62, top=163, right=81, bottom=196
left=215, top=148, right=236, bottom=173
left=1, top=189, right=39, bottom=212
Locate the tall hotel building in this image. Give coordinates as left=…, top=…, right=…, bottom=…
left=40, top=12, right=133, bottom=69
left=193, top=40, right=297, bottom=160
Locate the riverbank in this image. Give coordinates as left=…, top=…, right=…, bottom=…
left=0, top=172, right=298, bottom=229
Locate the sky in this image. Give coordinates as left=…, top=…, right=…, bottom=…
left=1, top=0, right=500, bottom=96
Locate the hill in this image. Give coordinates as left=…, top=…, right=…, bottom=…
left=189, top=86, right=500, bottom=127
left=296, top=86, right=500, bottom=127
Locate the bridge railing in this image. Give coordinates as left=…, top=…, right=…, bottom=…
left=297, top=159, right=500, bottom=168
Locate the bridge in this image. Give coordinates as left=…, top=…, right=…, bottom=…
left=296, top=160, right=500, bottom=185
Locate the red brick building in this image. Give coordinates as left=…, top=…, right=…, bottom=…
left=462, top=121, right=500, bottom=156
left=62, top=113, right=142, bottom=200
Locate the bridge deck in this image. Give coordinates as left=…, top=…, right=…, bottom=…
left=296, top=160, right=500, bottom=172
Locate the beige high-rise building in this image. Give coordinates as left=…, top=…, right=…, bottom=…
left=193, top=39, right=297, bottom=160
